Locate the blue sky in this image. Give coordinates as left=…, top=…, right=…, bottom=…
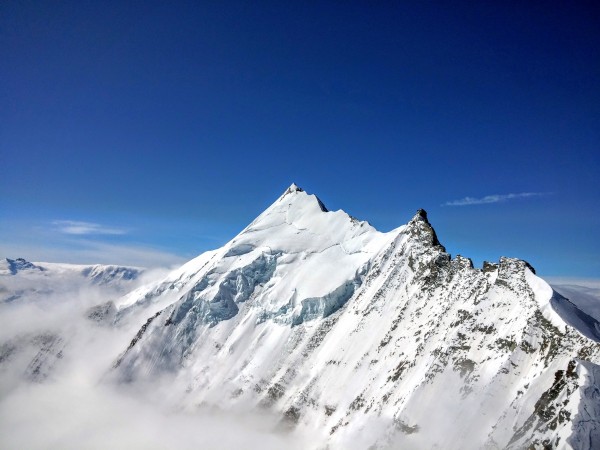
left=1, top=1, right=599, bottom=277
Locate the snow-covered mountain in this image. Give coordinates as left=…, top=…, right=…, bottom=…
left=109, top=184, right=600, bottom=449
left=0, top=258, right=46, bottom=276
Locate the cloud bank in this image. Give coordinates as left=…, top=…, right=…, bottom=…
left=443, top=192, right=547, bottom=206
left=0, top=281, right=305, bottom=450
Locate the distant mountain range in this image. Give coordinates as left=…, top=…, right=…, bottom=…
left=0, top=257, right=143, bottom=304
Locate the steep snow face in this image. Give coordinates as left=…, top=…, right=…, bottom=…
left=112, top=185, right=600, bottom=449
left=114, top=185, right=395, bottom=326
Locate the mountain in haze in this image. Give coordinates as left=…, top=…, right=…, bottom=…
left=0, top=258, right=46, bottom=276
left=108, top=184, right=600, bottom=449
left=0, top=258, right=144, bottom=304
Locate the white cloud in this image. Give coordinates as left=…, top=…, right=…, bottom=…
left=0, top=218, right=193, bottom=268
left=0, top=285, right=303, bottom=450
left=52, top=220, right=127, bottom=235
left=443, top=192, right=547, bottom=206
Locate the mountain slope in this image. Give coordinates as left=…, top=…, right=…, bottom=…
left=112, top=184, right=600, bottom=449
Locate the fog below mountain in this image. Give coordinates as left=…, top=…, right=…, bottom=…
left=0, top=282, right=305, bottom=450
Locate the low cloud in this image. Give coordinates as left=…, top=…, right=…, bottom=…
left=53, top=220, right=127, bottom=236
left=443, top=192, right=547, bottom=207
left=0, top=283, right=305, bottom=450
left=1, top=379, right=299, bottom=450
left=546, top=278, right=600, bottom=323
left=545, top=277, right=600, bottom=290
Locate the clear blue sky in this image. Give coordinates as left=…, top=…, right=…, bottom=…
left=1, top=1, right=599, bottom=277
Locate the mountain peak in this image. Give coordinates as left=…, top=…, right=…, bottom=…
left=1, top=257, right=45, bottom=275
left=407, top=209, right=445, bottom=251
left=277, top=183, right=305, bottom=203
left=284, top=183, right=303, bottom=195
left=414, top=208, right=429, bottom=222
left=276, top=183, right=327, bottom=212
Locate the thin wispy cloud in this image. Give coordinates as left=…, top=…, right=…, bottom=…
left=1, top=219, right=189, bottom=268
left=0, top=239, right=186, bottom=268
left=53, top=220, right=127, bottom=236
left=443, top=192, right=548, bottom=207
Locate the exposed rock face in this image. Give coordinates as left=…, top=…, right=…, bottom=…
left=111, top=185, right=600, bottom=449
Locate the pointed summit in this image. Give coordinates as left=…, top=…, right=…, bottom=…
left=408, top=208, right=445, bottom=251
left=414, top=208, right=429, bottom=222
left=284, top=183, right=303, bottom=195
left=277, top=183, right=327, bottom=212
left=277, top=183, right=304, bottom=202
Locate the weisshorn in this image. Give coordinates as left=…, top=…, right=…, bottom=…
left=112, top=184, right=600, bottom=449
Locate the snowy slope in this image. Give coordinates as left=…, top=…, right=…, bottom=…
left=109, top=184, right=600, bottom=449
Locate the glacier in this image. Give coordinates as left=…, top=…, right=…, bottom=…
left=1, top=184, right=599, bottom=449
